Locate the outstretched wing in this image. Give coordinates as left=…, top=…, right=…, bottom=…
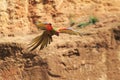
left=35, top=21, right=48, bottom=30
left=28, top=31, right=53, bottom=51
left=59, top=27, right=80, bottom=35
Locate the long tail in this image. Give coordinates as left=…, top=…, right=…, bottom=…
left=28, top=31, right=53, bottom=51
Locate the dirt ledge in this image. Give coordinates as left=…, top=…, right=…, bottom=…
left=0, top=26, right=120, bottom=80
left=0, top=43, right=49, bottom=80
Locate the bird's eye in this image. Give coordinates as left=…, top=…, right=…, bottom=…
left=49, top=23, right=52, bottom=25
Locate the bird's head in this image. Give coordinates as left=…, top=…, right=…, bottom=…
left=55, top=27, right=67, bottom=36
left=55, top=31, right=59, bottom=36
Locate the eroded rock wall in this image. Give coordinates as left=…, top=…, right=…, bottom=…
left=0, top=0, right=120, bottom=80
left=0, top=0, right=120, bottom=36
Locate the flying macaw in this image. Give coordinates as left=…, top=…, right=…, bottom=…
left=28, top=21, right=80, bottom=51
left=77, top=16, right=99, bottom=28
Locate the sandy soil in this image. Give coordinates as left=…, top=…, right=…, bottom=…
left=0, top=19, right=120, bottom=80
left=0, top=0, right=120, bottom=80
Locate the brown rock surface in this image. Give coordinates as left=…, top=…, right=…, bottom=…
left=0, top=0, right=120, bottom=80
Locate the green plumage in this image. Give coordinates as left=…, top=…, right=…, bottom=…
left=77, top=16, right=99, bottom=28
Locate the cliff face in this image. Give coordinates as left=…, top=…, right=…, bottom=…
left=0, top=0, right=120, bottom=36
left=0, top=0, right=29, bottom=36
left=0, top=0, right=120, bottom=80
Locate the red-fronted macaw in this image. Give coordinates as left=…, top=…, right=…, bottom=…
left=28, top=21, right=80, bottom=51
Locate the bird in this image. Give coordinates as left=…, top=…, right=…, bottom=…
left=28, top=21, right=80, bottom=51
left=77, top=16, right=99, bottom=28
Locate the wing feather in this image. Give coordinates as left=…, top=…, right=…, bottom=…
left=35, top=21, right=47, bottom=30
left=39, top=34, right=48, bottom=50
left=59, top=27, right=79, bottom=35
left=28, top=35, right=44, bottom=51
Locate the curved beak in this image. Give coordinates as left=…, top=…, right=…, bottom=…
left=56, top=32, right=59, bottom=36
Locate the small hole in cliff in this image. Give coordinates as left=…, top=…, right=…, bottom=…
left=63, top=49, right=80, bottom=57
left=113, top=27, right=120, bottom=41
left=22, top=53, right=37, bottom=60
left=42, top=0, right=54, bottom=4
left=42, top=0, right=49, bottom=4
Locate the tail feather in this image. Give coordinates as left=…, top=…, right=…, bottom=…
left=39, top=35, right=48, bottom=50
left=28, top=35, right=41, bottom=46
left=29, top=35, right=43, bottom=51
left=28, top=32, right=45, bottom=51
left=28, top=31, right=53, bottom=51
